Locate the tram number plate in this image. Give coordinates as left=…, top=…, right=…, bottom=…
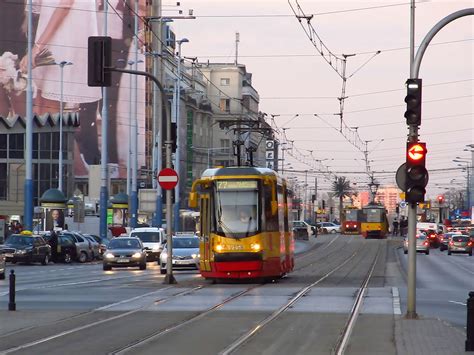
left=228, top=245, right=243, bottom=251
left=117, top=258, right=129, bottom=263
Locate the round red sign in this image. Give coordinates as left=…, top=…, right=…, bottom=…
left=157, top=168, right=179, bottom=190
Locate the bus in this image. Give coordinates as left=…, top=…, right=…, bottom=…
left=189, top=166, right=294, bottom=281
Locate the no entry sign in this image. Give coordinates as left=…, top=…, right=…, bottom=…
left=157, top=168, right=179, bottom=190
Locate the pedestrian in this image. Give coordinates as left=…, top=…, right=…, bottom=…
left=392, top=218, right=399, bottom=236
left=49, top=230, right=58, bottom=262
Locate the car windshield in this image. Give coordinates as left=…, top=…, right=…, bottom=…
left=7, top=235, right=33, bottom=245
left=130, top=232, right=161, bottom=242
left=172, top=238, right=199, bottom=248
left=108, top=238, right=141, bottom=249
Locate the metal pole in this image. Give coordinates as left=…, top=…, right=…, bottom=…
left=99, top=1, right=109, bottom=240
left=130, top=2, right=139, bottom=228
left=208, top=149, right=210, bottom=168
left=24, top=0, right=33, bottom=230
left=405, top=0, right=418, bottom=320
left=59, top=63, right=63, bottom=192
left=173, top=41, right=183, bottom=232
left=127, top=62, right=132, bottom=196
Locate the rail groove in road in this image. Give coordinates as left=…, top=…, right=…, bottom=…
left=0, top=286, right=201, bottom=354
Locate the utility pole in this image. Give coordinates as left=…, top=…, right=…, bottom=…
left=130, top=1, right=139, bottom=229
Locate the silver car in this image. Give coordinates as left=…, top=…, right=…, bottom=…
left=403, top=234, right=430, bottom=255
left=447, top=235, right=473, bottom=256
left=103, top=237, right=147, bottom=270
left=160, top=235, right=200, bottom=274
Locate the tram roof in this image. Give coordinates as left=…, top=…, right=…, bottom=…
left=202, top=166, right=279, bottom=178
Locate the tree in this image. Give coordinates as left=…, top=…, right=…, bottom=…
left=331, top=176, right=353, bottom=223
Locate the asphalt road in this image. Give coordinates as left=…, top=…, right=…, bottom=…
left=395, top=240, right=473, bottom=328
left=0, top=235, right=469, bottom=354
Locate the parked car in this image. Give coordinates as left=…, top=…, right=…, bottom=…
left=292, top=221, right=316, bottom=240
left=0, top=251, right=5, bottom=279
left=83, top=235, right=101, bottom=259
left=85, top=234, right=110, bottom=257
left=1, top=231, right=52, bottom=265
left=318, top=222, right=341, bottom=234
left=61, top=231, right=94, bottom=263
left=447, top=235, right=473, bottom=256
left=103, top=237, right=147, bottom=270
left=403, top=234, right=430, bottom=255
left=130, top=227, right=166, bottom=261
left=160, top=235, right=200, bottom=274
left=43, top=232, right=78, bottom=263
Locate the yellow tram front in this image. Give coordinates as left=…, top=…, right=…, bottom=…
left=189, top=167, right=294, bottom=280
left=360, top=204, right=389, bottom=239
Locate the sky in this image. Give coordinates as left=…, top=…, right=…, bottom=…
left=170, top=0, right=473, bottom=198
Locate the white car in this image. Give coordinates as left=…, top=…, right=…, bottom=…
left=130, top=227, right=166, bottom=261
left=318, top=222, right=341, bottom=234
left=159, top=235, right=200, bottom=274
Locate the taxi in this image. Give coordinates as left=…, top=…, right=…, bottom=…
left=2, top=231, right=52, bottom=265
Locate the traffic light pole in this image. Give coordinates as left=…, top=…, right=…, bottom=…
left=405, top=6, right=474, bottom=319
left=111, top=67, right=176, bottom=284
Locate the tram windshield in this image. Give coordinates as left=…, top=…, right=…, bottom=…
left=213, top=180, right=260, bottom=238
left=345, top=209, right=359, bottom=221
left=364, top=208, right=383, bottom=223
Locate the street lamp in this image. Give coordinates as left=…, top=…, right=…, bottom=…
left=117, top=59, right=143, bottom=196
left=57, top=61, right=73, bottom=192
left=453, top=159, right=471, bottom=210
left=173, top=38, right=189, bottom=232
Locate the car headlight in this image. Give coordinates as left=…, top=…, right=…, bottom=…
left=105, top=253, right=115, bottom=259
left=191, top=253, right=199, bottom=259
left=132, top=252, right=141, bottom=258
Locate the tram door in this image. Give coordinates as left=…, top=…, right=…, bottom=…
left=199, top=195, right=211, bottom=272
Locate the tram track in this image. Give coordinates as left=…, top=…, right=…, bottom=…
left=0, top=235, right=371, bottom=355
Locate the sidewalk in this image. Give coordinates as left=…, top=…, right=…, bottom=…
left=395, top=315, right=467, bottom=355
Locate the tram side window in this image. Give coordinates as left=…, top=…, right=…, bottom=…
left=263, top=185, right=278, bottom=232
left=277, top=186, right=285, bottom=232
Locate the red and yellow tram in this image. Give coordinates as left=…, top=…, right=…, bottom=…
left=341, top=206, right=362, bottom=235
left=189, top=167, right=294, bottom=281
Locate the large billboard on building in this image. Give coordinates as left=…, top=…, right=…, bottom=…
left=0, top=1, right=146, bottom=179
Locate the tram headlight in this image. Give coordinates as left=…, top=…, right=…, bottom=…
left=215, top=244, right=223, bottom=253
left=250, top=243, right=261, bottom=252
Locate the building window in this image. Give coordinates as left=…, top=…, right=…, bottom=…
left=9, top=133, right=24, bottom=159
left=219, top=98, right=230, bottom=113
left=0, top=163, right=6, bottom=200
left=220, top=139, right=230, bottom=148
left=220, top=78, right=230, bottom=86
left=0, top=134, right=6, bottom=158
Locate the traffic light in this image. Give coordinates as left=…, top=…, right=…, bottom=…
left=405, top=142, right=428, bottom=203
left=404, top=78, right=422, bottom=126
left=437, top=195, right=444, bottom=204
left=88, top=36, right=112, bottom=87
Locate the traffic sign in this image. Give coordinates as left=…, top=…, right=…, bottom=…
left=158, top=168, right=179, bottom=190
left=396, top=163, right=406, bottom=191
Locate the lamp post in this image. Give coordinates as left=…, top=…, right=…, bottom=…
left=57, top=61, right=73, bottom=192
left=117, top=59, right=143, bottom=196
left=453, top=159, right=471, bottom=211
left=173, top=38, right=189, bottom=232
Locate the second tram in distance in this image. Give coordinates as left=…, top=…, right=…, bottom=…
left=189, top=166, right=294, bottom=281
left=360, top=203, right=389, bottom=239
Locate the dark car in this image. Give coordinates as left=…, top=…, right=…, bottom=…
left=1, top=232, right=51, bottom=265
left=0, top=252, right=5, bottom=279
left=43, top=232, right=78, bottom=263
left=85, top=234, right=110, bottom=257
left=103, top=237, right=147, bottom=271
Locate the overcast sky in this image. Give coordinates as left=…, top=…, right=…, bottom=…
left=171, top=0, right=473, bottom=197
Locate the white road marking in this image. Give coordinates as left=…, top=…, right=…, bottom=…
left=392, top=286, right=402, bottom=315
left=94, top=287, right=173, bottom=311
left=448, top=300, right=466, bottom=306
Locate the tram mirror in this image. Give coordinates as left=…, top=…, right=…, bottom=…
left=271, top=200, right=278, bottom=215
left=189, top=192, right=198, bottom=208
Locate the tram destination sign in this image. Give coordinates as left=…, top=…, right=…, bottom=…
left=216, top=180, right=258, bottom=190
